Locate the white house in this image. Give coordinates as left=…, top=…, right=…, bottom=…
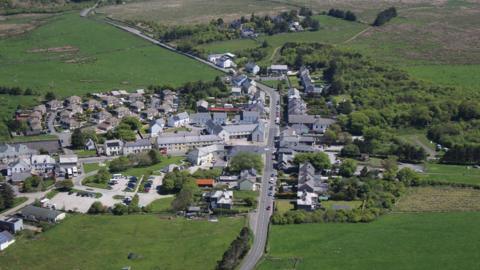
left=168, top=112, right=190, bottom=127
left=0, top=231, right=15, bottom=251
left=245, top=62, right=260, bottom=75
left=238, top=178, right=256, bottom=191
left=104, top=140, right=123, bottom=156
left=187, top=144, right=225, bottom=166
left=150, top=118, right=165, bottom=137
left=85, top=138, right=96, bottom=150
left=7, top=158, right=31, bottom=182
left=30, top=155, right=56, bottom=173
left=208, top=53, right=236, bottom=68
left=296, top=191, right=318, bottom=211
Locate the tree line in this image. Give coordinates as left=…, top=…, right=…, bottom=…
left=373, top=7, right=397, bottom=26
left=327, top=8, right=357, bottom=21
left=0, top=86, right=37, bottom=96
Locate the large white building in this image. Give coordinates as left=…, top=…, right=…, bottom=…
left=157, top=134, right=223, bottom=153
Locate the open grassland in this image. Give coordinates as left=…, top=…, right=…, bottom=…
left=0, top=13, right=220, bottom=96
left=258, top=212, right=480, bottom=270
left=0, top=214, right=244, bottom=270
left=395, top=186, right=480, bottom=212
left=98, top=0, right=294, bottom=25
left=421, top=163, right=480, bottom=185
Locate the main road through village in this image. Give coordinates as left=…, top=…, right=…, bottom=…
left=81, top=15, right=281, bottom=269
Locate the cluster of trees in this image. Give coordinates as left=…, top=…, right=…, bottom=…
left=281, top=42, right=479, bottom=164
left=0, top=86, right=36, bottom=96
left=293, top=152, right=331, bottom=171
left=216, top=227, right=251, bottom=270
left=88, top=195, right=148, bottom=215
left=108, top=149, right=163, bottom=173
left=22, top=176, right=49, bottom=192
left=55, top=179, right=74, bottom=191
left=160, top=169, right=201, bottom=211
left=162, top=170, right=195, bottom=194
left=106, top=116, right=142, bottom=142
left=327, top=8, right=357, bottom=21
left=272, top=207, right=382, bottom=224
left=0, top=183, right=15, bottom=212
left=442, top=144, right=480, bottom=164
left=373, top=7, right=397, bottom=26
left=228, top=152, right=263, bottom=173
left=91, top=167, right=111, bottom=185
left=71, top=129, right=98, bottom=149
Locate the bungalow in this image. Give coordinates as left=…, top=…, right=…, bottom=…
left=196, top=178, right=216, bottom=188
left=245, top=62, right=260, bottom=75
left=0, top=217, right=23, bottom=234
left=150, top=118, right=165, bottom=137
left=268, top=64, right=289, bottom=75
left=123, top=139, right=152, bottom=155
left=168, top=112, right=189, bottom=128
left=0, top=231, right=15, bottom=251
left=20, top=205, right=66, bottom=223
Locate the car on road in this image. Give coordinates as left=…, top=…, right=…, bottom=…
left=268, top=192, right=273, bottom=196
left=266, top=206, right=271, bottom=210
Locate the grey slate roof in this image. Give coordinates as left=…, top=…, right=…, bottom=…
left=20, top=205, right=63, bottom=221
left=0, top=230, right=14, bottom=244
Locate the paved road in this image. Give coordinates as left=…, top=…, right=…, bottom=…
left=47, top=112, right=72, bottom=149
left=240, top=82, right=279, bottom=270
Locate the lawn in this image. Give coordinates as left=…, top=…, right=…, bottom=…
left=82, top=176, right=110, bottom=190
left=395, top=186, right=480, bottom=212
left=74, top=149, right=97, bottom=158
left=0, top=214, right=244, bottom=270
left=82, top=162, right=101, bottom=173
left=275, top=199, right=294, bottom=214
left=321, top=200, right=363, bottom=210
left=421, top=163, right=480, bottom=185
left=259, top=212, right=480, bottom=270
left=120, top=156, right=184, bottom=179
left=148, top=196, right=174, bottom=213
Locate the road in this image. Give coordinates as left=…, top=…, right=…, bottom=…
left=240, top=82, right=279, bottom=270
left=47, top=112, right=72, bottom=149
left=0, top=188, right=50, bottom=218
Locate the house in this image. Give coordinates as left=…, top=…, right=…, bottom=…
left=296, top=191, right=318, bottom=211
left=0, top=231, right=15, bottom=251
left=297, top=162, right=329, bottom=195
left=196, top=100, right=209, bottom=112
left=84, top=99, right=102, bottom=111
left=102, top=96, right=121, bottom=107
left=7, top=158, right=31, bottom=182
left=85, top=138, right=96, bottom=151
left=115, top=106, right=131, bottom=119
left=205, top=120, right=230, bottom=141
left=299, top=66, right=321, bottom=95
left=33, top=104, right=47, bottom=115
left=288, top=115, right=335, bottom=133
left=142, top=108, right=159, bottom=120
left=30, top=155, right=56, bottom=173
left=312, top=117, right=336, bottom=133
left=208, top=53, right=236, bottom=68
left=0, top=144, right=37, bottom=164
left=168, top=112, right=189, bottom=127
left=240, top=111, right=260, bottom=124
left=187, top=144, right=225, bottom=166
left=150, top=118, right=165, bottom=137
left=93, top=110, right=112, bottom=124
left=27, top=118, right=42, bottom=134
left=289, top=21, right=304, bottom=32
left=232, top=74, right=249, bottom=87
left=231, top=87, right=242, bottom=96
left=66, top=95, right=82, bottom=105
left=156, top=134, right=223, bottom=153
left=196, top=178, right=216, bottom=188
left=190, top=113, right=212, bottom=126
left=204, top=190, right=233, bottom=209
left=0, top=217, right=23, bottom=234
left=212, top=112, right=227, bottom=125
left=251, top=121, right=266, bottom=142
left=268, top=64, right=289, bottom=75
left=58, top=154, right=79, bottom=178
left=20, top=205, right=66, bottom=223
left=130, top=101, right=145, bottom=113
left=46, top=99, right=63, bottom=111
left=240, top=28, right=256, bottom=38
left=104, top=140, right=123, bottom=156
left=238, top=168, right=257, bottom=191
left=245, top=62, right=260, bottom=75
left=123, top=139, right=152, bottom=155
left=60, top=117, right=80, bottom=130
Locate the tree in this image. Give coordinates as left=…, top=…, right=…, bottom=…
left=71, top=129, right=86, bottom=149
left=339, top=159, right=357, bottom=177
left=109, top=156, right=132, bottom=173
left=323, top=130, right=337, bottom=145
left=112, top=203, right=128, bottom=215
left=88, top=201, right=107, bottom=214
left=382, top=156, right=398, bottom=181
left=45, top=91, right=56, bottom=101
left=171, top=180, right=199, bottom=211
left=373, top=7, right=397, bottom=26
left=341, top=144, right=360, bottom=157
left=121, top=116, right=142, bottom=131
left=345, top=11, right=357, bottom=21
left=397, top=167, right=420, bottom=186
left=229, top=152, right=263, bottom=173
left=55, top=179, right=74, bottom=191
left=128, top=194, right=141, bottom=213
left=293, top=152, right=331, bottom=171
left=93, top=168, right=111, bottom=184
left=0, top=183, right=15, bottom=209
left=348, top=112, right=370, bottom=135
left=148, top=149, right=162, bottom=164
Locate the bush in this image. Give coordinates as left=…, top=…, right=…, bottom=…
left=112, top=203, right=128, bottom=215
left=88, top=201, right=107, bottom=214
left=216, top=227, right=251, bottom=270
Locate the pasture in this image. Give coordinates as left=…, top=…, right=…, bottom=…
left=259, top=212, right=480, bottom=270
left=0, top=214, right=244, bottom=270
left=0, top=13, right=220, bottom=97
left=421, top=163, right=480, bottom=185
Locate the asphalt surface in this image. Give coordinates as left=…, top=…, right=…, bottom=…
left=240, top=83, right=279, bottom=270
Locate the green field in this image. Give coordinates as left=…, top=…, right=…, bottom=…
left=404, top=64, right=480, bottom=90
left=0, top=214, right=244, bottom=270
left=422, top=163, right=480, bottom=185
left=259, top=212, right=480, bottom=270
left=148, top=196, right=174, bottom=213
left=120, top=156, right=184, bottom=179
left=0, top=13, right=220, bottom=96
left=82, top=162, right=101, bottom=173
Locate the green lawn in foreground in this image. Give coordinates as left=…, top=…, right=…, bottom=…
left=258, top=212, right=480, bottom=270
left=82, top=162, right=101, bottom=173
left=0, top=214, right=244, bottom=270
left=74, top=149, right=97, bottom=158
left=421, top=163, right=480, bottom=185
left=148, top=196, right=174, bottom=213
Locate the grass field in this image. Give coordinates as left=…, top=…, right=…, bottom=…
left=148, top=196, right=174, bottom=213
left=120, top=156, right=184, bottom=179
left=82, top=162, right=101, bottom=173
left=259, top=212, right=480, bottom=270
left=0, top=214, right=244, bottom=270
left=421, top=163, right=480, bottom=185
left=322, top=200, right=363, bottom=210
left=395, top=186, right=480, bottom=212
left=73, top=149, right=97, bottom=158
left=0, top=12, right=220, bottom=97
